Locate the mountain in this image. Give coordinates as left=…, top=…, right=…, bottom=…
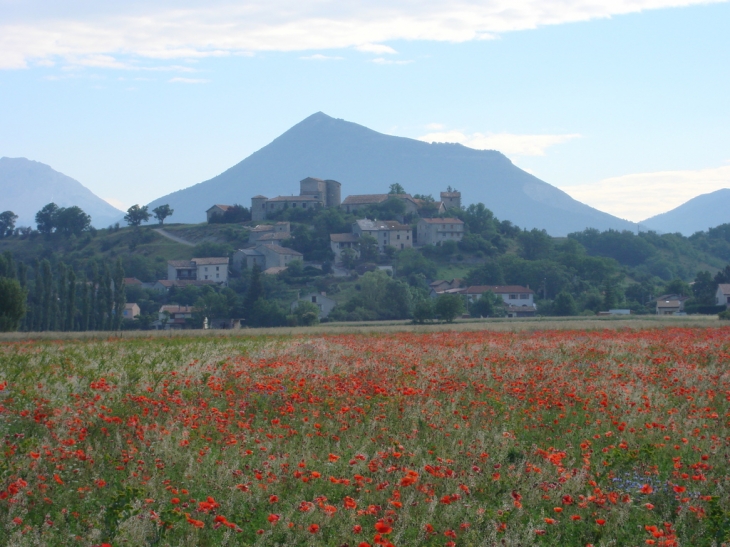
left=640, top=188, right=730, bottom=236
left=0, top=157, right=124, bottom=228
left=147, top=112, right=636, bottom=236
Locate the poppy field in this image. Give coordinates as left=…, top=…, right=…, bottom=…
left=1, top=327, right=729, bottom=546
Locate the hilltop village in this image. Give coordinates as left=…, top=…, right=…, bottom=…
left=2, top=175, right=730, bottom=332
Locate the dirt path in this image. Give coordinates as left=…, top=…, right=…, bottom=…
left=153, top=228, right=195, bottom=247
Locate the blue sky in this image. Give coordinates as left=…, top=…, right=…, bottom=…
left=1, top=0, right=728, bottom=221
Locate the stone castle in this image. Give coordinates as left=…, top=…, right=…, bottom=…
left=252, top=177, right=342, bottom=221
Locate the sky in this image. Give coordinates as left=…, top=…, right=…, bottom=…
left=0, top=0, right=728, bottom=222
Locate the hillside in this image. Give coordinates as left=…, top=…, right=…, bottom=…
left=0, top=157, right=124, bottom=228
left=146, top=112, right=637, bottom=236
left=641, top=188, right=730, bottom=235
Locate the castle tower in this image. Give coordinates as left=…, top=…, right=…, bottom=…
left=440, top=190, right=461, bottom=211
left=299, top=177, right=327, bottom=204
left=325, top=179, right=342, bottom=208
left=251, top=195, right=268, bottom=221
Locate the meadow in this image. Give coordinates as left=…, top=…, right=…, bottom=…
left=1, top=324, right=729, bottom=546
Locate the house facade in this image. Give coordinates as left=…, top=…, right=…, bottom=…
left=206, top=204, right=233, bottom=222
left=233, top=244, right=303, bottom=271
left=465, top=285, right=536, bottom=307
left=352, top=219, right=413, bottom=253
left=440, top=190, right=462, bottom=211
left=251, top=178, right=341, bottom=221
left=167, top=257, right=229, bottom=284
left=248, top=222, right=291, bottom=244
left=416, top=218, right=465, bottom=246
left=330, top=233, right=360, bottom=263
left=122, top=303, right=140, bottom=320
left=716, top=284, right=730, bottom=308
left=291, top=292, right=337, bottom=319
left=157, top=305, right=195, bottom=329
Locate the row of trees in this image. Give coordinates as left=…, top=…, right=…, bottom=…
left=0, top=251, right=126, bottom=332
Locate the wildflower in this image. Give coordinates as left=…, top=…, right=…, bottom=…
left=596, top=519, right=606, bottom=526
left=640, top=484, right=653, bottom=494
left=375, top=521, right=392, bottom=534
left=267, top=514, right=280, bottom=524
left=308, top=523, right=319, bottom=533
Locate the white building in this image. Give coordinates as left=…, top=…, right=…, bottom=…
left=416, top=218, right=464, bottom=246
left=291, top=292, right=337, bottom=319
left=716, top=284, right=730, bottom=308
left=465, top=285, right=536, bottom=307
left=167, top=257, right=229, bottom=284
left=352, top=219, right=413, bottom=253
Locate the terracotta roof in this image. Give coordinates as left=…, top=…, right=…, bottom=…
left=330, top=233, right=360, bottom=243
left=260, top=244, right=303, bottom=256
left=206, top=204, right=232, bottom=212
left=355, top=219, right=410, bottom=231
left=267, top=195, right=320, bottom=202
left=192, top=257, right=229, bottom=265
left=167, top=260, right=194, bottom=268
left=467, top=285, right=534, bottom=295
left=123, top=277, right=143, bottom=285
left=155, top=280, right=217, bottom=288
left=160, top=305, right=195, bottom=314
left=342, top=194, right=389, bottom=205
left=263, top=267, right=288, bottom=275
left=657, top=300, right=681, bottom=308
left=718, top=284, right=730, bottom=295
left=420, top=217, right=464, bottom=224
left=258, top=232, right=289, bottom=241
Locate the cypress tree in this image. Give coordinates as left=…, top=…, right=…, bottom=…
left=243, top=264, right=263, bottom=326
left=41, top=260, right=53, bottom=331
left=88, top=263, right=99, bottom=331
left=16, top=261, right=28, bottom=331
left=31, top=259, right=42, bottom=331
left=80, top=275, right=90, bottom=332
left=112, top=258, right=125, bottom=331
left=66, top=268, right=76, bottom=331
left=101, top=263, right=113, bottom=330
left=56, top=263, right=67, bottom=331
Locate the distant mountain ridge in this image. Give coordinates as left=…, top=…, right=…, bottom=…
left=641, top=188, right=730, bottom=236
left=0, top=157, right=124, bottom=228
left=147, top=112, right=637, bottom=236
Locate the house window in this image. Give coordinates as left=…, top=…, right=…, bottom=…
left=520, top=294, right=529, bottom=299
left=397, top=234, right=400, bottom=240
left=216, top=273, right=220, bottom=278
left=509, top=294, right=518, bottom=299
left=216, top=266, right=219, bottom=271
left=292, top=203, right=297, bottom=208
left=311, top=296, right=317, bottom=303
left=205, top=267, right=208, bottom=271
left=205, top=275, right=209, bottom=280
left=406, top=235, right=409, bottom=240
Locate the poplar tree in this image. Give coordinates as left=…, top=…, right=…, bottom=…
left=88, top=263, right=98, bottom=331
left=56, top=263, right=67, bottom=331
left=41, top=260, right=53, bottom=331
left=112, top=258, right=125, bottom=331
left=80, top=275, right=90, bottom=332
left=32, top=259, right=43, bottom=331
left=66, top=268, right=76, bottom=331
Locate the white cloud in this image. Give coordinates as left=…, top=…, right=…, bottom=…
left=417, top=130, right=582, bottom=156
left=371, top=57, right=412, bottom=65
left=559, top=165, right=730, bottom=221
left=169, top=77, right=209, bottom=84
left=356, top=43, right=397, bottom=54
left=1, top=0, right=725, bottom=69
left=103, top=197, right=127, bottom=211
left=300, top=54, right=344, bottom=61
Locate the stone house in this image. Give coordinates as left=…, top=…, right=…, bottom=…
left=340, top=193, right=421, bottom=216
left=352, top=219, right=413, bottom=253
left=233, top=244, right=303, bottom=271
left=122, top=303, right=140, bottom=320
left=251, top=178, right=341, bottom=221
left=715, top=284, right=730, bottom=308
left=248, top=222, right=291, bottom=244
left=440, top=190, right=462, bottom=211
left=330, top=233, right=360, bottom=263
left=465, top=285, right=536, bottom=307
left=156, top=305, right=195, bottom=330
left=167, top=257, right=229, bottom=284
left=291, top=292, right=337, bottom=319
left=656, top=300, right=683, bottom=315
left=416, top=218, right=464, bottom=246
left=206, top=204, right=233, bottom=222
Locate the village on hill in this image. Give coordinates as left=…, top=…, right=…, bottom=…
left=1, top=174, right=730, bottom=332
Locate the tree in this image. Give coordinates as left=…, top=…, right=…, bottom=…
left=434, top=294, right=465, bottom=323
left=0, top=278, right=26, bottom=331
left=470, top=291, right=505, bottom=318
left=692, top=271, right=717, bottom=306
left=112, top=258, right=125, bottom=331
left=290, top=301, right=320, bottom=326
left=389, top=183, right=406, bottom=195
left=394, top=248, right=437, bottom=280
left=553, top=291, right=578, bottom=316
left=466, top=260, right=505, bottom=286
left=152, top=204, right=174, bottom=225
left=194, top=291, right=231, bottom=327
left=0, top=211, right=18, bottom=238
left=243, top=265, right=264, bottom=324
left=55, top=206, right=91, bottom=236
left=412, top=299, right=434, bottom=324
left=358, top=234, right=379, bottom=263
left=36, top=203, right=59, bottom=234
left=518, top=228, right=554, bottom=260
left=124, top=205, right=151, bottom=227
